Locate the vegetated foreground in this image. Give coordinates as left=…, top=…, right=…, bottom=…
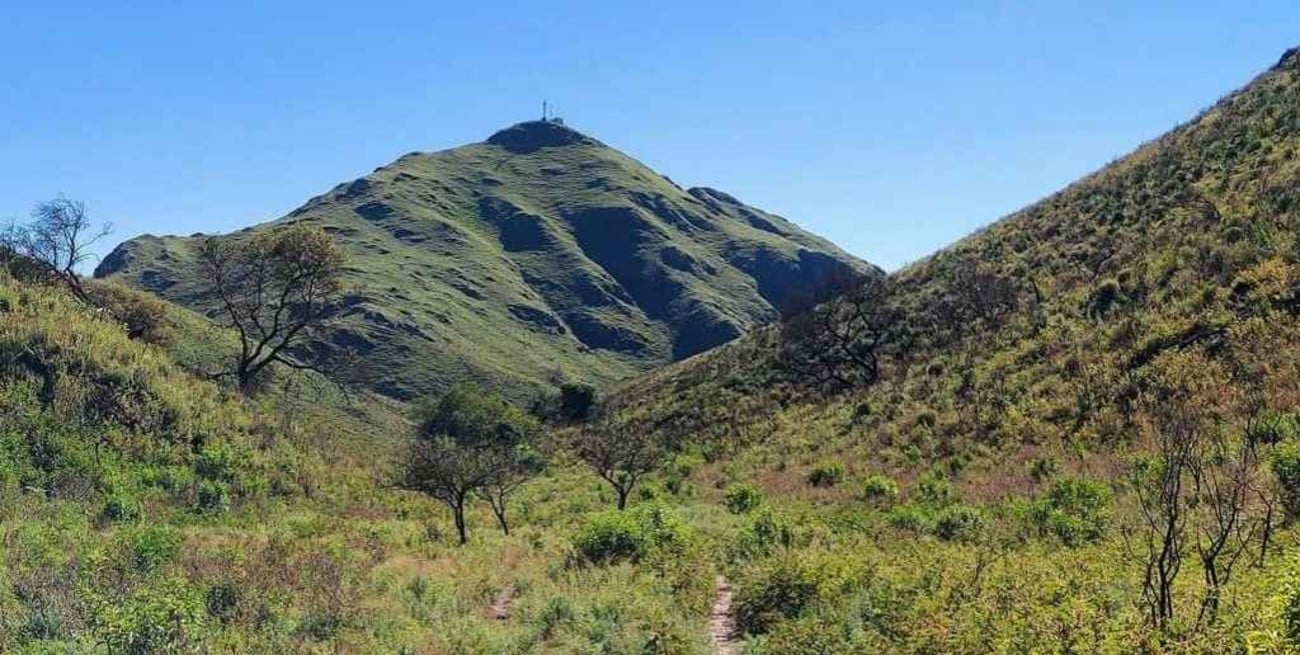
left=2, top=48, right=1300, bottom=655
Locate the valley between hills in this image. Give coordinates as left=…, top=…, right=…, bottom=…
left=3, top=47, right=1300, bottom=655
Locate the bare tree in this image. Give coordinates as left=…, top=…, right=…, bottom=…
left=482, top=442, right=545, bottom=535
left=777, top=272, right=895, bottom=392
left=1127, top=352, right=1273, bottom=630
left=1187, top=419, right=1261, bottom=626
left=572, top=412, right=669, bottom=510
left=197, top=224, right=345, bottom=392
left=1, top=197, right=111, bottom=302
left=932, top=259, right=1024, bottom=335
left=404, top=434, right=495, bottom=545
left=1128, top=392, right=1194, bottom=631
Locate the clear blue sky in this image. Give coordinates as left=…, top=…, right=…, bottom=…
left=2, top=1, right=1297, bottom=271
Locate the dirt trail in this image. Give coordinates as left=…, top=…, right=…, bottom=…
left=488, top=583, right=516, bottom=620
left=709, top=576, right=739, bottom=655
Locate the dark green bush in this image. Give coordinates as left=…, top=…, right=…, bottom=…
left=1028, top=457, right=1060, bottom=483
left=85, top=281, right=175, bottom=345
left=734, top=555, right=827, bottom=635
left=806, top=461, right=844, bottom=488
left=127, top=526, right=182, bottom=574
left=1028, top=477, right=1111, bottom=546
left=102, top=491, right=141, bottom=523
left=1089, top=278, right=1124, bottom=318
left=205, top=582, right=241, bottom=623
left=934, top=504, right=984, bottom=542
left=861, top=474, right=899, bottom=506
left=725, top=483, right=764, bottom=514
left=914, top=471, right=954, bottom=506
left=730, top=507, right=798, bottom=562
left=1272, top=441, right=1300, bottom=521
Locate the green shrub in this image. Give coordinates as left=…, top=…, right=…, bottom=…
left=127, top=526, right=182, bottom=574
left=663, top=451, right=702, bottom=496
left=756, top=612, right=858, bottom=655
left=1089, top=278, right=1124, bottom=318
left=1254, top=413, right=1300, bottom=446
left=806, top=461, right=844, bottom=488
left=194, top=443, right=237, bottom=513
left=1028, top=457, right=1060, bottom=483
left=1029, top=477, right=1112, bottom=546
left=102, top=491, right=141, bottom=523
left=886, top=504, right=935, bottom=534
left=205, top=582, right=241, bottom=624
left=1272, top=441, right=1300, bottom=521
left=730, top=507, right=798, bottom=562
left=90, top=577, right=203, bottom=655
left=734, top=555, right=827, bottom=635
left=934, top=504, right=984, bottom=542
left=85, top=281, right=175, bottom=346
left=573, top=503, right=693, bottom=565
left=914, top=471, right=954, bottom=506
left=861, top=474, right=899, bottom=506
left=197, top=480, right=230, bottom=513
left=725, top=483, right=764, bottom=514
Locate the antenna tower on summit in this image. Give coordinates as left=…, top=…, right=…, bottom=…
left=541, top=100, right=565, bottom=125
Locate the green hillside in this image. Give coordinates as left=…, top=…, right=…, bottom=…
left=96, top=120, right=868, bottom=401
left=578, top=47, right=1300, bottom=652
left=11, top=42, right=1300, bottom=655
left=0, top=260, right=730, bottom=654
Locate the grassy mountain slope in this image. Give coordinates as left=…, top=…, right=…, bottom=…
left=0, top=264, right=734, bottom=654
left=575, top=48, right=1300, bottom=652
left=615, top=47, right=1300, bottom=480
left=96, top=120, right=868, bottom=401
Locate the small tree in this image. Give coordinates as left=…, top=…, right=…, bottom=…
left=197, top=224, right=345, bottom=392
left=402, top=385, right=541, bottom=544
left=572, top=412, right=669, bottom=510
left=777, top=271, right=895, bottom=392
left=1128, top=351, right=1272, bottom=630
left=1, top=197, right=111, bottom=302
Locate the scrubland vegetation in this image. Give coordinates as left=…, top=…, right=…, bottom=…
left=4, top=47, right=1300, bottom=655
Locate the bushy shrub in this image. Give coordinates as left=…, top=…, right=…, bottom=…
left=886, top=504, right=935, bottom=534
left=205, top=582, right=241, bottom=624
left=806, top=461, right=844, bottom=488
left=1089, top=278, right=1123, bottom=318
left=662, top=451, right=702, bottom=496
left=127, top=526, right=182, bottom=574
left=102, top=491, right=141, bottom=523
left=89, top=577, right=204, bottom=655
left=861, top=474, right=899, bottom=507
left=756, top=613, right=859, bottom=655
left=1028, top=477, right=1111, bottom=546
left=725, top=483, right=764, bottom=514
left=1272, top=441, right=1300, bottom=521
left=557, top=382, right=596, bottom=422
left=730, top=507, right=799, bottom=562
left=914, top=471, right=954, bottom=506
left=734, top=555, right=828, bottom=635
left=573, top=503, right=693, bottom=565
left=85, top=281, right=175, bottom=345
left=934, top=504, right=983, bottom=542
left=194, top=443, right=237, bottom=513
left=1254, top=413, right=1300, bottom=446
left=1028, top=457, right=1059, bottom=483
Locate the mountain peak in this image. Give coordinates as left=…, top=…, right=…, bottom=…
left=486, top=120, right=596, bottom=154
left=1278, top=46, right=1300, bottom=70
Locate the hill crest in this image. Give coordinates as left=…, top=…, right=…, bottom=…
left=97, top=121, right=870, bottom=400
